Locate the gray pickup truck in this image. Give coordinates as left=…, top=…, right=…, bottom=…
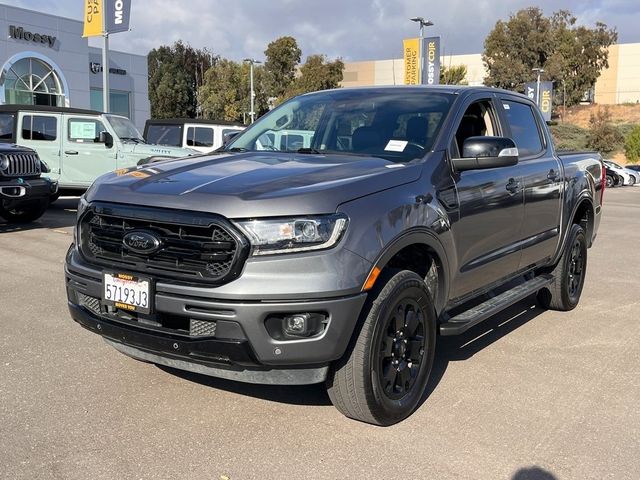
left=65, top=86, right=604, bottom=425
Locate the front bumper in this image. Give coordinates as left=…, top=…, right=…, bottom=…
left=0, top=177, right=57, bottom=209
left=65, top=248, right=368, bottom=385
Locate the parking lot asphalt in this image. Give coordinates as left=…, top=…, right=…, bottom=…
left=1, top=189, right=639, bottom=480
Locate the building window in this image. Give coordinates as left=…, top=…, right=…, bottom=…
left=90, top=89, right=130, bottom=117
left=2, top=57, right=66, bottom=107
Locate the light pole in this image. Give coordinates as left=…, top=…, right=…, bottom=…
left=243, top=58, right=262, bottom=123
left=532, top=67, right=545, bottom=108
left=410, top=17, right=434, bottom=84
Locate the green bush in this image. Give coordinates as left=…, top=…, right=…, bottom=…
left=586, top=107, right=624, bottom=154
left=625, top=125, right=640, bottom=163
left=549, top=123, right=588, bottom=151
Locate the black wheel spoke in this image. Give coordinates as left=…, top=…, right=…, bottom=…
left=397, top=367, right=411, bottom=391
left=383, top=364, right=398, bottom=384
left=381, top=336, right=394, bottom=357
left=405, top=309, right=419, bottom=335
left=406, top=338, right=423, bottom=361
left=393, top=313, right=404, bottom=333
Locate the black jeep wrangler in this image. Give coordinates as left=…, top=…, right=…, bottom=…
left=0, top=144, right=58, bottom=223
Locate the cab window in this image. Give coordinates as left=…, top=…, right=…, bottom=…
left=502, top=100, right=544, bottom=157
left=22, top=115, right=57, bottom=141
left=67, top=118, right=106, bottom=143
left=452, top=100, right=498, bottom=158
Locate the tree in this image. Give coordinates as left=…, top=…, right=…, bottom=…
left=624, top=125, right=640, bottom=163
left=264, top=36, right=302, bottom=100
left=148, top=41, right=215, bottom=118
left=440, top=65, right=467, bottom=85
left=483, top=8, right=617, bottom=107
left=198, top=60, right=269, bottom=123
left=586, top=107, right=623, bottom=155
left=282, top=54, right=344, bottom=101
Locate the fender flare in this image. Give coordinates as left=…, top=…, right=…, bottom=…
left=367, top=228, right=451, bottom=315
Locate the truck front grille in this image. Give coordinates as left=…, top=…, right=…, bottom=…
left=1, top=153, right=41, bottom=177
left=78, top=203, right=249, bottom=285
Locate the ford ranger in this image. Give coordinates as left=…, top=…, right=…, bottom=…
left=65, top=86, right=604, bottom=425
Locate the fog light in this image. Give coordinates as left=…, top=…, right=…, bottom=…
left=284, top=313, right=310, bottom=336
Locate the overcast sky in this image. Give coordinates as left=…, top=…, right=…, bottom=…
left=15, top=0, right=640, bottom=61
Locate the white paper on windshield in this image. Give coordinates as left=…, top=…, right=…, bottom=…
left=70, top=121, right=96, bottom=140
left=385, top=140, right=408, bottom=152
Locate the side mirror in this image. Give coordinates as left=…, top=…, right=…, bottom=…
left=99, top=131, right=114, bottom=149
left=452, top=136, right=519, bottom=171
left=223, top=131, right=242, bottom=146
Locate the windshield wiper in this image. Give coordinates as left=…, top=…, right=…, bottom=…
left=120, top=137, right=144, bottom=143
left=226, top=147, right=248, bottom=152
left=296, top=148, right=321, bottom=154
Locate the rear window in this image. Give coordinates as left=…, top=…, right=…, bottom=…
left=186, top=126, right=214, bottom=148
left=146, top=124, right=182, bottom=147
left=0, top=113, right=15, bottom=141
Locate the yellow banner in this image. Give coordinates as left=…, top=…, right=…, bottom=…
left=403, top=38, right=420, bottom=85
left=83, top=0, right=103, bottom=37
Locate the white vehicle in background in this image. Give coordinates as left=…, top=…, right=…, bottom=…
left=144, top=119, right=245, bottom=153
left=604, top=160, right=636, bottom=186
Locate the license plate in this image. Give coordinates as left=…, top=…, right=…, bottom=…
left=103, top=272, right=152, bottom=314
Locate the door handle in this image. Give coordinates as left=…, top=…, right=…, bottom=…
left=547, top=169, right=559, bottom=181
left=506, top=178, right=520, bottom=194
left=65, top=150, right=79, bottom=155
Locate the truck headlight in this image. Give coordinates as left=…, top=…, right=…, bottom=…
left=234, top=214, right=348, bottom=255
left=0, top=155, right=8, bottom=171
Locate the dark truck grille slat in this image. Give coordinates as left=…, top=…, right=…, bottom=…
left=1, top=153, right=41, bottom=177
left=79, top=203, right=249, bottom=285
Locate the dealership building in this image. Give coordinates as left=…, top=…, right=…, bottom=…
left=0, top=3, right=149, bottom=129
left=343, top=42, right=640, bottom=105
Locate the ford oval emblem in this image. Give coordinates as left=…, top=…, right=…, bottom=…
left=123, top=230, right=161, bottom=255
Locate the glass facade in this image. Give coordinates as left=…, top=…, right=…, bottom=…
left=90, top=89, right=131, bottom=117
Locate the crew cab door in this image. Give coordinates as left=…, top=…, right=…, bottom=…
left=447, top=96, right=525, bottom=299
left=62, top=114, right=116, bottom=186
left=17, top=112, right=61, bottom=180
left=498, top=96, right=563, bottom=269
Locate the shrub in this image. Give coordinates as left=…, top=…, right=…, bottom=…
left=625, top=125, right=640, bottom=163
left=586, top=107, right=624, bottom=154
left=549, top=123, right=588, bottom=151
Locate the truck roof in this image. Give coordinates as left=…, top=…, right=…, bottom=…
left=145, top=118, right=244, bottom=127
left=0, top=104, right=103, bottom=116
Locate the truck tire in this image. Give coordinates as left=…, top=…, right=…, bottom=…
left=0, top=198, right=49, bottom=224
left=537, top=223, right=587, bottom=311
left=326, top=270, right=436, bottom=426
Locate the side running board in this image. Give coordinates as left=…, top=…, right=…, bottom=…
left=439, top=274, right=553, bottom=336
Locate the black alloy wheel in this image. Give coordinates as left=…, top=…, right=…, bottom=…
left=377, top=299, right=426, bottom=400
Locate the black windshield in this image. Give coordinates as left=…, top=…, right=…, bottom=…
left=225, top=89, right=454, bottom=162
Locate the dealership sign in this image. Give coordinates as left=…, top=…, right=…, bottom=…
left=526, top=81, right=553, bottom=121
left=90, top=62, right=127, bottom=75
left=106, top=0, right=131, bottom=34
left=83, top=0, right=131, bottom=37
left=404, top=36, right=441, bottom=85
left=423, top=37, right=440, bottom=85
left=8, top=25, right=56, bottom=48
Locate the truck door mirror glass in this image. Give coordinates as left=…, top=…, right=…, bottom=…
left=452, top=136, right=519, bottom=171
left=99, top=131, right=114, bottom=148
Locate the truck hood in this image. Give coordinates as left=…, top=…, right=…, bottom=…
left=87, top=151, right=422, bottom=218
left=128, top=143, right=196, bottom=158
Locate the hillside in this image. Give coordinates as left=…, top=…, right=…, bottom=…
left=552, top=104, right=640, bottom=164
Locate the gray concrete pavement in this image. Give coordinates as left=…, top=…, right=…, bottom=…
left=0, top=190, right=638, bottom=480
